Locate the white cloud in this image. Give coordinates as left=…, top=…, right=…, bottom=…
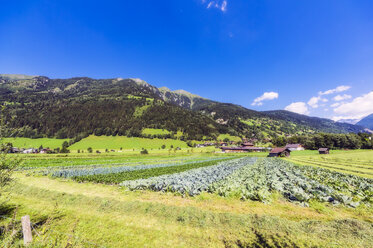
left=307, top=96, right=328, bottom=108
left=251, top=92, right=279, bottom=106
left=333, top=91, right=373, bottom=120
left=330, top=102, right=341, bottom=108
left=333, top=94, right=352, bottom=101
left=285, top=102, right=309, bottom=115
left=220, top=0, right=227, bottom=11
left=204, top=1, right=227, bottom=12
left=319, top=85, right=351, bottom=95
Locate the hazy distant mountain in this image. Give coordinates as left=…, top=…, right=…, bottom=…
left=0, top=74, right=366, bottom=140
left=337, top=118, right=360, bottom=125
left=357, top=114, right=373, bottom=129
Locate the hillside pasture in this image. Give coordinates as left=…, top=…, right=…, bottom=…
left=0, top=137, right=69, bottom=149
left=142, top=128, right=171, bottom=135
left=217, top=133, right=242, bottom=142
left=69, top=135, right=190, bottom=151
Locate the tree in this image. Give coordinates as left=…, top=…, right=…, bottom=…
left=140, top=149, right=148, bottom=154
left=0, top=144, right=19, bottom=204
left=0, top=106, right=21, bottom=207
left=60, top=141, right=70, bottom=153
left=161, top=144, right=166, bottom=149
left=87, top=147, right=93, bottom=153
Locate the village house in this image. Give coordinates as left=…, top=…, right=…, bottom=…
left=285, top=144, right=305, bottom=151
left=268, top=148, right=291, bottom=157
left=9, top=147, right=21, bottom=153
left=318, top=148, right=330, bottom=154
left=23, top=148, right=38, bottom=154
left=40, top=148, right=53, bottom=154
left=241, top=142, right=254, bottom=147
left=220, top=141, right=269, bottom=153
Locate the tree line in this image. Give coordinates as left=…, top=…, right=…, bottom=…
left=272, top=133, right=373, bottom=150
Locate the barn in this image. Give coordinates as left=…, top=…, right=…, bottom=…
left=268, top=148, right=291, bottom=157
left=318, top=148, right=330, bottom=154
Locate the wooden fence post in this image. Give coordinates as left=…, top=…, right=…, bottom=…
left=21, top=215, right=33, bottom=245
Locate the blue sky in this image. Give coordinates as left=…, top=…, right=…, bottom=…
left=1, top=0, right=373, bottom=121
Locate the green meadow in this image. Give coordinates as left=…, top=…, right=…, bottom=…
left=217, top=133, right=242, bottom=142
left=1, top=137, right=69, bottom=149
left=142, top=128, right=172, bottom=135
left=69, top=135, right=190, bottom=150
left=287, top=149, right=373, bottom=178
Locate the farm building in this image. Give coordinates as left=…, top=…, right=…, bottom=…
left=23, top=148, right=38, bottom=154
left=220, top=146, right=268, bottom=153
left=285, top=144, right=305, bottom=151
left=40, top=148, right=52, bottom=154
left=318, top=148, right=330, bottom=154
left=9, top=147, right=21, bottom=153
left=268, top=148, right=291, bottom=157
left=241, top=142, right=254, bottom=147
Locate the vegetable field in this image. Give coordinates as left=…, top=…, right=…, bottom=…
left=4, top=151, right=373, bottom=247
left=121, top=157, right=372, bottom=207
left=20, top=152, right=373, bottom=207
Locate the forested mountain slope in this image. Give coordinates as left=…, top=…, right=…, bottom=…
left=0, top=74, right=365, bottom=140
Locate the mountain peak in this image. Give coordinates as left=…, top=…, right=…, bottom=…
left=159, top=86, right=171, bottom=92
left=173, top=89, right=203, bottom=99
left=130, top=78, right=150, bottom=87
left=0, top=74, right=37, bottom=80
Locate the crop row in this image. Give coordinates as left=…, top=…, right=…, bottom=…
left=291, top=158, right=373, bottom=170
left=73, top=157, right=236, bottom=184
left=120, top=157, right=258, bottom=196
left=20, top=156, right=196, bottom=170
left=119, top=157, right=372, bottom=207
left=49, top=157, right=230, bottom=178
left=210, top=159, right=372, bottom=206
left=288, top=158, right=373, bottom=178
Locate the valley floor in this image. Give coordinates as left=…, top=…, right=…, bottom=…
left=1, top=151, right=373, bottom=247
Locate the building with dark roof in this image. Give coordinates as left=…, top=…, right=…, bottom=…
left=268, top=148, right=291, bottom=157
left=318, top=148, right=330, bottom=154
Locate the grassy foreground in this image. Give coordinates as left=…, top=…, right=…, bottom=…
left=2, top=174, right=372, bottom=248
left=2, top=151, right=373, bottom=247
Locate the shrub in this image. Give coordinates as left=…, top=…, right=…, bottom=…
left=140, top=149, right=149, bottom=155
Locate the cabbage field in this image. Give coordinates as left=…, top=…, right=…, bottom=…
left=25, top=153, right=373, bottom=207
left=120, top=158, right=373, bottom=207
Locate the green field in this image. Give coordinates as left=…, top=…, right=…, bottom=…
left=217, top=133, right=242, bottom=142
left=287, top=150, right=373, bottom=178
left=142, top=128, right=172, bottom=135
left=1, top=137, right=69, bottom=149
left=1, top=150, right=373, bottom=247
left=69, top=135, right=190, bottom=150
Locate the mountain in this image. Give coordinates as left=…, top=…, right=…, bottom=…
left=0, top=74, right=366, bottom=141
left=263, top=110, right=364, bottom=134
left=357, top=114, right=373, bottom=129
left=337, top=118, right=360, bottom=125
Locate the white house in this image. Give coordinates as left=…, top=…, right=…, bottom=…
left=285, top=144, right=305, bottom=151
